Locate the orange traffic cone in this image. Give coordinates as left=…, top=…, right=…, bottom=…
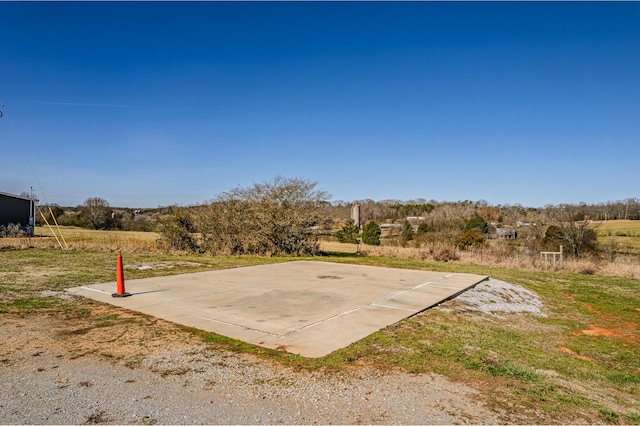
left=112, top=250, right=131, bottom=298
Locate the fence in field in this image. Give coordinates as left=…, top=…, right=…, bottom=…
left=541, top=245, right=563, bottom=269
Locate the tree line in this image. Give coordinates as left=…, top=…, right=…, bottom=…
left=35, top=178, right=638, bottom=259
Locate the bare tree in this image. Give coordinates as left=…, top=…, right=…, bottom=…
left=196, top=198, right=257, bottom=255
left=158, top=206, right=199, bottom=251
left=80, top=197, right=113, bottom=230
left=545, top=204, right=598, bottom=258
left=195, top=177, right=329, bottom=256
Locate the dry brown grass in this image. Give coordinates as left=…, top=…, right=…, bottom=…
left=321, top=241, right=456, bottom=261
left=1, top=227, right=161, bottom=253
left=598, top=257, right=640, bottom=278
left=4, top=227, right=639, bottom=279
left=320, top=241, right=640, bottom=279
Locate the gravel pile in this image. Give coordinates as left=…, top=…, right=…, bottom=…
left=439, top=278, right=546, bottom=317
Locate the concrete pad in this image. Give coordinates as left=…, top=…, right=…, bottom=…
left=67, top=261, right=487, bottom=358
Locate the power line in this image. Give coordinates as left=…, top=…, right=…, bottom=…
left=0, top=98, right=50, bottom=206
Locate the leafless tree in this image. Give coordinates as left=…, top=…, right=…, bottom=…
left=195, top=177, right=329, bottom=256
left=544, top=204, right=599, bottom=258
left=80, top=197, right=113, bottom=230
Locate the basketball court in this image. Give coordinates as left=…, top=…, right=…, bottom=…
left=68, top=261, right=487, bottom=357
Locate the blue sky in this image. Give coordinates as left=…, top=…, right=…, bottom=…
left=1, top=2, right=638, bottom=208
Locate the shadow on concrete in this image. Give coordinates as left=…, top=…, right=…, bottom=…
left=318, top=251, right=361, bottom=258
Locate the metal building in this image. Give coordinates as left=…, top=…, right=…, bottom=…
left=0, top=191, right=36, bottom=236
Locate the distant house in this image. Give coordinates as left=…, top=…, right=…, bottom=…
left=379, top=222, right=402, bottom=236
left=516, top=221, right=536, bottom=227
left=489, top=228, right=518, bottom=240
left=379, top=223, right=401, bottom=230
left=0, top=191, right=36, bottom=236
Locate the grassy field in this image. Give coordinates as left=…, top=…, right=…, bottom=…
left=32, top=226, right=160, bottom=251
left=598, top=220, right=640, bottom=255
left=36, top=225, right=159, bottom=241
left=2, top=231, right=639, bottom=423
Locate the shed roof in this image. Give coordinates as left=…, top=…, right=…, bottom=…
left=0, top=191, right=33, bottom=201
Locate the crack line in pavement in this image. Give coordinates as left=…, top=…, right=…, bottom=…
left=427, top=284, right=469, bottom=290
left=298, top=274, right=459, bottom=332
left=78, top=286, right=112, bottom=295
left=371, top=303, right=417, bottom=312
left=198, top=316, right=276, bottom=337
left=296, top=305, right=364, bottom=332
left=372, top=273, right=456, bottom=305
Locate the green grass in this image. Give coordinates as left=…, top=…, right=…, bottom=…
left=598, top=220, right=640, bottom=236
left=1, top=247, right=639, bottom=423
left=8, top=296, right=57, bottom=312
left=597, top=220, right=640, bottom=255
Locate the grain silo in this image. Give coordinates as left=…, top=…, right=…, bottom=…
left=351, top=203, right=361, bottom=228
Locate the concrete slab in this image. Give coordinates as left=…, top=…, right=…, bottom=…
left=67, top=261, right=487, bottom=358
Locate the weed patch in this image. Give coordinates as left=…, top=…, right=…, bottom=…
left=599, top=408, right=620, bottom=423
left=9, top=297, right=57, bottom=312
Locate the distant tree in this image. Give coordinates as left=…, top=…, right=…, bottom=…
left=39, top=204, right=65, bottom=224
left=19, top=191, right=32, bottom=199
left=158, top=207, right=199, bottom=252
left=361, top=221, right=381, bottom=246
left=119, top=211, right=157, bottom=232
left=390, top=203, right=435, bottom=219
left=455, top=229, right=487, bottom=250
left=545, top=205, right=598, bottom=257
left=399, top=221, right=414, bottom=246
left=416, top=222, right=433, bottom=236
left=195, top=176, right=329, bottom=256
left=479, top=206, right=502, bottom=223
left=80, top=197, right=113, bottom=230
left=336, top=220, right=360, bottom=244
left=541, top=225, right=563, bottom=251
left=464, top=215, right=488, bottom=234
left=56, top=209, right=84, bottom=227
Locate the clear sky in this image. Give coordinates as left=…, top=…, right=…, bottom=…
left=1, top=2, right=638, bottom=208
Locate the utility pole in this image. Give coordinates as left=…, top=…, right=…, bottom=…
left=625, top=203, right=629, bottom=220
left=28, top=186, right=36, bottom=237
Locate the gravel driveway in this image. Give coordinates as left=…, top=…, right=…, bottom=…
left=1, top=316, right=504, bottom=425
left=1, top=278, right=544, bottom=424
